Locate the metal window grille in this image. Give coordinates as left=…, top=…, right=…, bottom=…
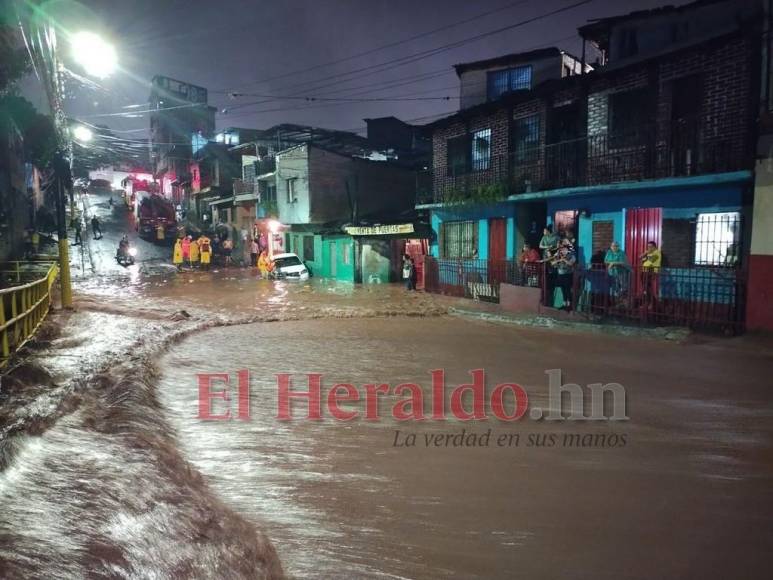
left=513, top=115, right=540, bottom=161
left=694, top=212, right=742, bottom=267
left=471, top=129, right=491, bottom=171
left=441, top=221, right=478, bottom=258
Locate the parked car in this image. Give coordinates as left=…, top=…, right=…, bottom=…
left=272, top=252, right=310, bottom=280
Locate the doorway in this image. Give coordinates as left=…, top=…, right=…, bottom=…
left=329, top=241, right=337, bottom=277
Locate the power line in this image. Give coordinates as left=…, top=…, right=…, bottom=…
left=212, top=0, right=535, bottom=93
left=219, top=0, right=594, bottom=113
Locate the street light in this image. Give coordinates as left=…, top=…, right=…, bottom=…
left=72, top=125, right=92, bottom=142
left=70, top=31, right=117, bottom=78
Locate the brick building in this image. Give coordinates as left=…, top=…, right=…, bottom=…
left=420, top=0, right=760, bottom=328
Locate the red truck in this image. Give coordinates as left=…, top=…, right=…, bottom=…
left=137, top=194, right=177, bottom=241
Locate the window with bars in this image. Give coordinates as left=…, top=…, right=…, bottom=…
left=441, top=221, right=478, bottom=258
left=512, top=115, right=540, bottom=162
left=446, top=135, right=469, bottom=176
left=694, top=212, right=741, bottom=267
left=608, top=88, right=649, bottom=147
left=487, top=65, right=532, bottom=101
left=471, top=129, right=491, bottom=171
left=446, top=129, right=492, bottom=175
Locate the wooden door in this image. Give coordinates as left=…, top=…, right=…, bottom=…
left=488, top=218, right=507, bottom=284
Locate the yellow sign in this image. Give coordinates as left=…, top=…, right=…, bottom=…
left=345, top=223, right=415, bottom=236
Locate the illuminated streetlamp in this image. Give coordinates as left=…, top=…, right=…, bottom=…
left=72, top=125, right=92, bottom=142
left=70, top=31, right=117, bottom=78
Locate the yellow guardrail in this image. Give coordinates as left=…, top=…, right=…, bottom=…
left=0, top=262, right=59, bottom=369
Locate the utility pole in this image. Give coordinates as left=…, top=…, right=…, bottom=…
left=21, top=11, right=74, bottom=307
left=55, top=175, right=72, bottom=307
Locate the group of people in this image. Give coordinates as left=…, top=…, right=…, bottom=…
left=70, top=215, right=103, bottom=245
left=173, top=234, right=213, bottom=271
left=172, top=231, right=278, bottom=278
left=516, top=225, right=577, bottom=309
left=516, top=222, right=664, bottom=310
left=602, top=239, right=662, bottom=302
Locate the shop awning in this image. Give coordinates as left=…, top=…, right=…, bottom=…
left=344, top=223, right=415, bottom=236
left=208, top=197, right=233, bottom=207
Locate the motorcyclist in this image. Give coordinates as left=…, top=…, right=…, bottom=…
left=117, top=235, right=130, bottom=259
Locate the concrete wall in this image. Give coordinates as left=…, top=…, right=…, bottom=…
left=276, top=145, right=311, bottom=224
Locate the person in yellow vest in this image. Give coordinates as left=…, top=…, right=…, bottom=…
left=188, top=235, right=199, bottom=268
left=198, top=234, right=212, bottom=271
left=31, top=230, right=40, bottom=255
left=639, top=241, right=662, bottom=302
left=257, top=250, right=273, bottom=279
left=156, top=223, right=165, bottom=242
left=173, top=238, right=184, bottom=271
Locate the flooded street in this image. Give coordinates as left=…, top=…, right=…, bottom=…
left=157, top=317, right=773, bottom=579
left=2, top=189, right=773, bottom=578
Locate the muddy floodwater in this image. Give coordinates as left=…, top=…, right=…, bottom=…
left=158, top=316, right=773, bottom=579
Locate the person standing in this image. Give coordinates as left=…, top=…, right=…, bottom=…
left=250, top=238, right=259, bottom=268
left=173, top=238, right=184, bottom=271
left=156, top=223, right=165, bottom=242
left=604, top=241, right=629, bottom=299
left=199, top=234, right=212, bottom=271
left=639, top=241, right=662, bottom=302
left=403, top=256, right=417, bottom=291
left=538, top=225, right=559, bottom=259
left=553, top=240, right=576, bottom=309
left=222, top=237, right=233, bottom=267
left=91, top=216, right=102, bottom=239
left=182, top=235, right=191, bottom=266
left=189, top=235, right=200, bottom=268
left=258, top=250, right=272, bottom=278
left=73, top=217, right=83, bottom=245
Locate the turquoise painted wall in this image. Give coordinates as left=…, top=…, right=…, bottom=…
left=506, top=217, right=515, bottom=259
left=430, top=202, right=517, bottom=260
left=478, top=219, right=489, bottom=259
left=319, top=235, right=354, bottom=281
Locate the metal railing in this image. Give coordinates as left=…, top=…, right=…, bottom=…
left=424, top=258, right=543, bottom=302
left=0, top=261, right=59, bottom=368
left=424, top=117, right=750, bottom=204
left=424, top=257, right=745, bottom=332
left=568, top=264, right=745, bottom=333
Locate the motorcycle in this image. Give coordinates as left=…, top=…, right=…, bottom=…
left=116, top=239, right=137, bottom=266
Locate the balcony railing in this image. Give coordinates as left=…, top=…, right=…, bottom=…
left=233, top=178, right=259, bottom=196
left=422, top=118, right=750, bottom=205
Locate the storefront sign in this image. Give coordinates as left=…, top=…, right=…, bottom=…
left=345, top=223, right=414, bottom=236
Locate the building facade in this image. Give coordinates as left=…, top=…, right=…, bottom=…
left=421, top=0, right=759, bottom=329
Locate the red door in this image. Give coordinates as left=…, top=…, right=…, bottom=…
left=488, top=218, right=507, bottom=283
left=625, top=207, right=662, bottom=295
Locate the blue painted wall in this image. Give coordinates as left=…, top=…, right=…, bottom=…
left=430, top=202, right=518, bottom=260
left=548, top=183, right=744, bottom=265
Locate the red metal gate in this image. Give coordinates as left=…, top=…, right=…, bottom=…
left=625, top=207, right=662, bottom=297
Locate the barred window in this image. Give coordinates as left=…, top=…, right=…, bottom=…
left=694, top=212, right=741, bottom=267
left=487, top=65, right=532, bottom=101
left=512, top=115, right=540, bottom=162
left=441, top=221, right=478, bottom=258
left=446, top=135, right=469, bottom=176
left=471, top=129, right=491, bottom=171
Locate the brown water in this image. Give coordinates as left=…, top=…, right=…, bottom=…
left=157, top=316, right=773, bottom=579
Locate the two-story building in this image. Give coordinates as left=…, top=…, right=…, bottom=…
left=276, top=140, right=418, bottom=282
left=420, top=0, right=759, bottom=329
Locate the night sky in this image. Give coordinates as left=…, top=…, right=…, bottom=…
left=25, top=0, right=692, bottom=138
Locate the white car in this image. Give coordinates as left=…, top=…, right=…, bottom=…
left=272, top=252, right=310, bottom=280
